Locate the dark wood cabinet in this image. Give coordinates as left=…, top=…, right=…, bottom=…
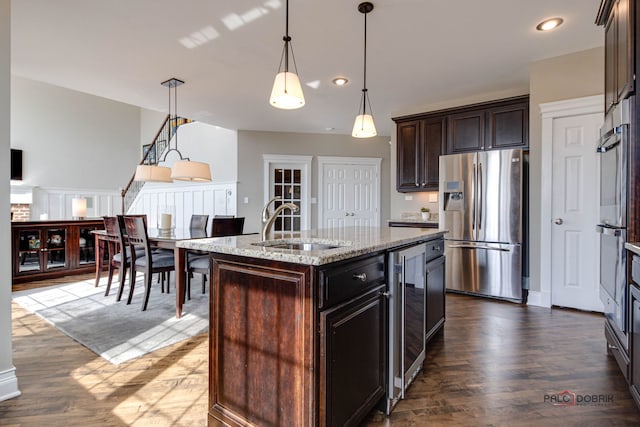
left=598, top=0, right=635, bottom=114
left=208, top=251, right=389, bottom=427
left=320, top=285, right=386, bottom=427
left=318, top=254, right=386, bottom=426
left=394, top=96, right=528, bottom=192
left=448, top=110, right=484, bottom=153
left=486, top=103, right=529, bottom=150
left=447, top=98, right=529, bottom=153
left=396, top=118, right=445, bottom=192
left=12, top=219, right=104, bottom=284
left=630, top=282, right=640, bottom=406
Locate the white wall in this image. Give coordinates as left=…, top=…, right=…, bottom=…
left=1, top=0, right=21, bottom=402
left=140, top=108, right=167, bottom=149
left=164, top=122, right=238, bottom=183
left=11, top=76, right=141, bottom=190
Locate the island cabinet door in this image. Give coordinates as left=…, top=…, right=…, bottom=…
left=319, top=285, right=387, bottom=427
left=208, top=256, right=315, bottom=427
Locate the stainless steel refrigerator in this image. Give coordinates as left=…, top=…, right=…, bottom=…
left=439, top=148, right=523, bottom=301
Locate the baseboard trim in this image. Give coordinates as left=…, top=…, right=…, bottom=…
left=0, top=366, right=21, bottom=402
left=527, top=290, right=551, bottom=308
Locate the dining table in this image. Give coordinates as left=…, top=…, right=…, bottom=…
left=92, top=227, right=201, bottom=319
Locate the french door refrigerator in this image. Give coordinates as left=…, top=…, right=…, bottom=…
left=439, top=148, right=523, bottom=302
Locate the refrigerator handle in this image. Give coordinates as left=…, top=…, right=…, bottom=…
left=478, top=162, right=483, bottom=230
left=472, top=163, right=476, bottom=231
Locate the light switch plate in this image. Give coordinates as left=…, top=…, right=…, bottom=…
left=243, top=197, right=249, bottom=204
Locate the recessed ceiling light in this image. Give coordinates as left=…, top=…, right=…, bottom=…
left=536, top=17, right=564, bottom=32
left=332, top=77, right=349, bottom=86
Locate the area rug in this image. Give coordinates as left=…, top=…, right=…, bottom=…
left=12, top=276, right=209, bottom=365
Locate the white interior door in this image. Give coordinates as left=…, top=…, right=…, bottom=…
left=551, top=112, right=603, bottom=312
left=318, top=157, right=381, bottom=229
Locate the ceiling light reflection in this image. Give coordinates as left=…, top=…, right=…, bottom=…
left=306, top=80, right=321, bottom=89
left=178, top=25, right=219, bottom=49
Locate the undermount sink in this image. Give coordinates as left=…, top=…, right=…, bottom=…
left=269, top=242, right=340, bottom=251
left=252, top=239, right=347, bottom=251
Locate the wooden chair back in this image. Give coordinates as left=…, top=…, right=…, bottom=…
left=123, top=216, right=151, bottom=260
left=102, top=216, right=121, bottom=244
left=189, top=214, right=209, bottom=238
left=211, top=217, right=245, bottom=237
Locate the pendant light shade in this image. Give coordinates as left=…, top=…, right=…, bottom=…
left=170, top=160, right=212, bottom=182
left=352, top=113, right=377, bottom=138
left=352, top=2, right=377, bottom=139
left=270, top=71, right=305, bottom=109
left=134, top=78, right=212, bottom=183
left=270, top=0, right=305, bottom=109
left=134, top=164, right=173, bottom=183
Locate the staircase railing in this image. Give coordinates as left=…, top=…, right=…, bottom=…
left=121, top=115, right=190, bottom=213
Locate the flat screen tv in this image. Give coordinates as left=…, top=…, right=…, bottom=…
left=11, top=149, right=22, bottom=180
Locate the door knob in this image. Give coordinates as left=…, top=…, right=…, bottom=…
left=554, top=218, right=563, bottom=225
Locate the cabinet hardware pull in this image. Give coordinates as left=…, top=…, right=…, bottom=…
left=607, top=343, right=619, bottom=351
left=432, top=245, right=441, bottom=251
left=379, top=291, right=390, bottom=298
left=353, top=273, right=367, bottom=282
left=415, top=183, right=419, bottom=187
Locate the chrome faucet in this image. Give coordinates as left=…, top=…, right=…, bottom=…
left=261, top=197, right=299, bottom=241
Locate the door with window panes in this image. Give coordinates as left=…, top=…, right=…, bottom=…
left=271, top=166, right=303, bottom=233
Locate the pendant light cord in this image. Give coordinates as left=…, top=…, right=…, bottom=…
left=160, top=78, right=188, bottom=162
left=283, top=0, right=291, bottom=72
left=363, top=9, right=367, bottom=93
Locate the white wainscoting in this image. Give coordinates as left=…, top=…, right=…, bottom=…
left=128, top=181, right=238, bottom=231
left=32, top=187, right=121, bottom=220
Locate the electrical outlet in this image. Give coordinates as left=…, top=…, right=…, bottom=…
left=404, top=195, right=413, bottom=201
left=243, top=197, right=249, bottom=204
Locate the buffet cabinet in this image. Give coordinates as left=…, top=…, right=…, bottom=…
left=11, top=219, right=104, bottom=283
left=394, top=95, right=529, bottom=192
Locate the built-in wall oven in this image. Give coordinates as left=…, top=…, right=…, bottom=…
left=597, top=99, right=630, bottom=346
left=385, top=243, right=427, bottom=414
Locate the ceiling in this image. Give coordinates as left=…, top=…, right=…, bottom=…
left=11, top=0, right=604, bottom=137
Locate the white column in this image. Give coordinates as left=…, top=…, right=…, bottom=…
left=0, top=0, right=21, bottom=402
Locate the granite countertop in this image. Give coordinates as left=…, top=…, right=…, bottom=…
left=626, top=242, right=640, bottom=256
left=176, top=226, right=447, bottom=266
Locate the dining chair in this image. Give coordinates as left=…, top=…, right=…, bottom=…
left=189, top=214, right=209, bottom=238
left=123, top=215, right=176, bottom=311
left=185, top=217, right=245, bottom=299
left=101, top=216, right=124, bottom=297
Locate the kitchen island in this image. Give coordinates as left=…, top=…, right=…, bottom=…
left=177, top=226, right=446, bottom=427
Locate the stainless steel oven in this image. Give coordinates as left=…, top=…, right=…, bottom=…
left=597, top=99, right=629, bottom=344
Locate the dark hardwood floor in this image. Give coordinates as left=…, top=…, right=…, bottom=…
left=2, top=276, right=640, bottom=426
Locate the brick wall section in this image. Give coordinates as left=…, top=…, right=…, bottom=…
left=10, top=204, right=30, bottom=221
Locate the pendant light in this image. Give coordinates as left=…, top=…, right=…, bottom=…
left=269, top=0, right=305, bottom=109
left=352, top=2, right=377, bottom=138
left=134, top=78, right=212, bottom=183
